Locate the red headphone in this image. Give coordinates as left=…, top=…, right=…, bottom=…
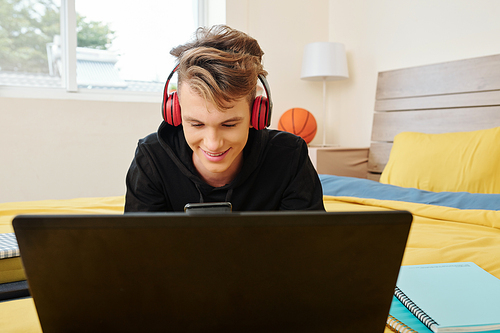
left=162, top=65, right=273, bottom=130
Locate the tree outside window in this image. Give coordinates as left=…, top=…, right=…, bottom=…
left=0, top=0, right=114, bottom=74
left=0, top=0, right=220, bottom=93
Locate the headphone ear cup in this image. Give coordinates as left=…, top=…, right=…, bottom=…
left=251, top=96, right=269, bottom=130
left=163, top=91, right=182, bottom=126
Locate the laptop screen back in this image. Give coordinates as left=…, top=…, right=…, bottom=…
left=14, top=210, right=412, bottom=333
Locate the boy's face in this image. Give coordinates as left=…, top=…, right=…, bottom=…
left=179, top=84, right=252, bottom=187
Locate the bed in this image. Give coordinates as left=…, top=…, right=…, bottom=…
left=1, top=54, right=500, bottom=332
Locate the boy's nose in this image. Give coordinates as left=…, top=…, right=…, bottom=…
left=203, top=128, right=224, bottom=152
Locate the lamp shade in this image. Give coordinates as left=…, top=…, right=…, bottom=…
left=300, top=42, right=349, bottom=81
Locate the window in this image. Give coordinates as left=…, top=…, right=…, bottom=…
left=74, top=0, right=197, bottom=92
left=0, top=0, right=226, bottom=100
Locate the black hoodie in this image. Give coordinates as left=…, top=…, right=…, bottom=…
left=125, top=122, right=325, bottom=212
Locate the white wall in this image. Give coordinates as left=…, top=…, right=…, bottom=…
left=329, top=0, right=500, bottom=147
left=0, top=96, right=160, bottom=203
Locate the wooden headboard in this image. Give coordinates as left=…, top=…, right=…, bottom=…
left=367, top=54, right=500, bottom=181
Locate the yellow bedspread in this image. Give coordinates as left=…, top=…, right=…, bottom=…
left=0, top=193, right=498, bottom=332
left=0, top=196, right=125, bottom=234
left=324, top=195, right=500, bottom=280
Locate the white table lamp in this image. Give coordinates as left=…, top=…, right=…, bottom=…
left=301, top=42, right=349, bottom=146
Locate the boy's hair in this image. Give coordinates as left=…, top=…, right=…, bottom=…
left=170, top=25, right=268, bottom=110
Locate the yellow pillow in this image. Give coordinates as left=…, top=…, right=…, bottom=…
left=379, top=127, right=500, bottom=194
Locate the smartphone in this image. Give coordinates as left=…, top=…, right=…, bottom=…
left=184, top=202, right=232, bottom=214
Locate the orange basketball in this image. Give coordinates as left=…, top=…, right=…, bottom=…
left=278, top=108, right=317, bottom=144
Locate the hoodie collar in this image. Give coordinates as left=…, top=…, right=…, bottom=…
left=156, top=121, right=269, bottom=191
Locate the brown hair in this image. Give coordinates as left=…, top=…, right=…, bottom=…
left=170, top=25, right=267, bottom=110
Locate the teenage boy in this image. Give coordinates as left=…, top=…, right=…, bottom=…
left=125, top=25, right=324, bottom=212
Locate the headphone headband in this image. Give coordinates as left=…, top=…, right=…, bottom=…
left=162, top=65, right=272, bottom=129
left=257, top=73, right=273, bottom=127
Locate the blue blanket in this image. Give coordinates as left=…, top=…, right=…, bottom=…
left=319, top=175, right=500, bottom=211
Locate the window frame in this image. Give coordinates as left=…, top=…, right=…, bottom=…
left=0, top=0, right=213, bottom=103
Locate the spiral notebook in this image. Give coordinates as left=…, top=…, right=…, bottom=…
left=14, top=210, right=412, bottom=333
left=394, top=262, right=500, bottom=333
left=386, top=296, right=432, bottom=333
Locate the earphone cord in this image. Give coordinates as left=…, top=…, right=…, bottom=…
left=195, top=183, right=204, bottom=203
left=225, top=189, right=233, bottom=203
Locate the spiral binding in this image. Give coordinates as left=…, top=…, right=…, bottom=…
left=386, top=314, right=418, bottom=333
left=394, top=287, right=439, bottom=331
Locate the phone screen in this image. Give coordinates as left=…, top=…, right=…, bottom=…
left=184, top=202, right=232, bottom=214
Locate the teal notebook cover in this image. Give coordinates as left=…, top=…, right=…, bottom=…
left=396, top=262, right=500, bottom=332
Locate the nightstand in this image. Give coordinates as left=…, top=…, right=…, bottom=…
left=308, top=146, right=369, bottom=178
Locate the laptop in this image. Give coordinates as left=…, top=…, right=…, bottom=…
left=13, top=210, right=412, bottom=333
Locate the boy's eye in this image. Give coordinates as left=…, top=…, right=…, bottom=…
left=191, top=123, right=204, bottom=127
left=223, top=123, right=237, bottom=128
